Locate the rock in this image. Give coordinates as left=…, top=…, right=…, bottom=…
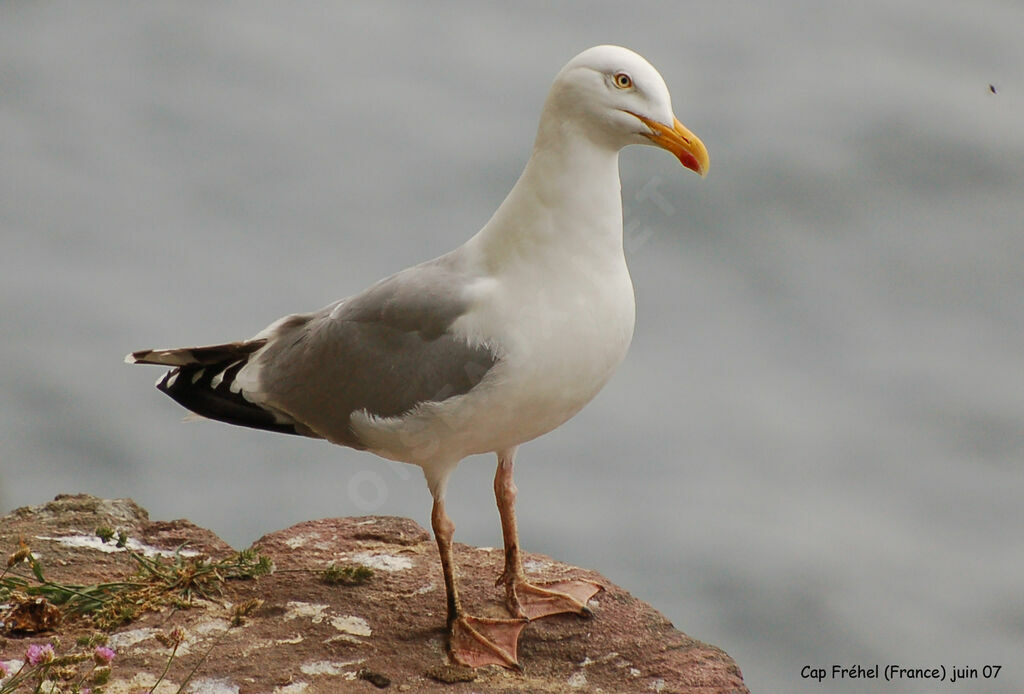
left=0, top=494, right=748, bottom=693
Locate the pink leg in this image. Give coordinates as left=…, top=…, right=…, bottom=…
left=494, top=448, right=603, bottom=620
left=431, top=496, right=526, bottom=669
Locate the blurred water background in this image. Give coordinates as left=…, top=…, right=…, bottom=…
left=2, top=2, right=1023, bottom=692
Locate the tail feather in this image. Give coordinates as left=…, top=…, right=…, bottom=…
left=127, top=339, right=309, bottom=438
left=125, top=339, right=267, bottom=367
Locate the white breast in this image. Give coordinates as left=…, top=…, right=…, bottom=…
left=351, top=248, right=635, bottom=466
left=465, top=249, right=636, bottom=428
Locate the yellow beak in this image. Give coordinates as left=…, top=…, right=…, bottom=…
left=627, top=111, right=709, bottom=177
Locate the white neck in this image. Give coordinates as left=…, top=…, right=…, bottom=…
left=466, top=121, right=625, bottom=271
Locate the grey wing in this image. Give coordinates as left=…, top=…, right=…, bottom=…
left=245, top=254, right=497, bottom=448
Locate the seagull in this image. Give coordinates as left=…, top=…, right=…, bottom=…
left=127, top=44, right=708, bottom=669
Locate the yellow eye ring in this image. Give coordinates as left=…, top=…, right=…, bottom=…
left=613, top=72, right=633, bottom=89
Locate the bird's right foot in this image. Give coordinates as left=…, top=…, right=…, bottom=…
left=503, top=578, right=603, bottom=620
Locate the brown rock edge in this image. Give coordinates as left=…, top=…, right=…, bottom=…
left=0, top=495, right=748, bottom=693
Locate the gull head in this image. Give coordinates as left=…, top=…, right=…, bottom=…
left=542, top=45, right=709, bottom=177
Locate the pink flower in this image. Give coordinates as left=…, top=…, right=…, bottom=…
left=93, top=646, right=115, bottom=665
left=26, top=643, right=55, bottom=665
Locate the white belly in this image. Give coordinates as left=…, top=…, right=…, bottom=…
left=352, top=253, right=636, bottom=465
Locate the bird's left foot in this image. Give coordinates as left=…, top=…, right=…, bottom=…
left=449, top=614, right=528, bottom=670
left=502, top=578, right=603, bottom=620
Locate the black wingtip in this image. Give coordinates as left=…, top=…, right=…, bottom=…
left=155, top=361, right=302, bottom=437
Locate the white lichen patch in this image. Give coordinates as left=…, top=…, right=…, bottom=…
left=568, top=671, right=588, bottom=688
left=330, top=614, right=371, bottom=636
left=107, top=627, right=161, bottom=650
left=34, top=534, right=200, bottom=558
left=284, top=603, right=370, bottom=641
left=105, top=672, right=180, bottom=694
left=581, top=652, right=621, bottom=667
left=284, top=601, right=329, bottom=623
left=236, top=638, right=270, bottom=658
left=193, top=617, right=232, bottom=635
left=164, top=618, right=227, bottom=657
left=648, top=678, right=666, bottom=692
left=349, top=551, right=412, bottom=572
left=186, top=677, right=240, bottom=694
left=286, top=530, right=340, bottom=551
left=324, top=633, right=363, bottom=646
left=299, top=659, right=364, bottom=676
left=273, top=683, right=310, bottom=694
left=629, top=667, right=642, bottom=677
left=355, top=519, right=377, bottom=526
left=284, top=535, right=310, bottom=549
left=237, top=632, right=306, bottom=658
left=524, top=559, right=552, bottom=573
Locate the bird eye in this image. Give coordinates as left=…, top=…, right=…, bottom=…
left=613, top=72, right=633, bottom=89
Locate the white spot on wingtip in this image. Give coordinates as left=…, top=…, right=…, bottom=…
left=124, top=353, right=137, bottom=364
left=212, top=359, right=242, bottom=389
left=211, top=369, right=227, bottom=389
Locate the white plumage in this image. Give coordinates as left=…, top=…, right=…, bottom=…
left=128, top=45, right=708, bottom=669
